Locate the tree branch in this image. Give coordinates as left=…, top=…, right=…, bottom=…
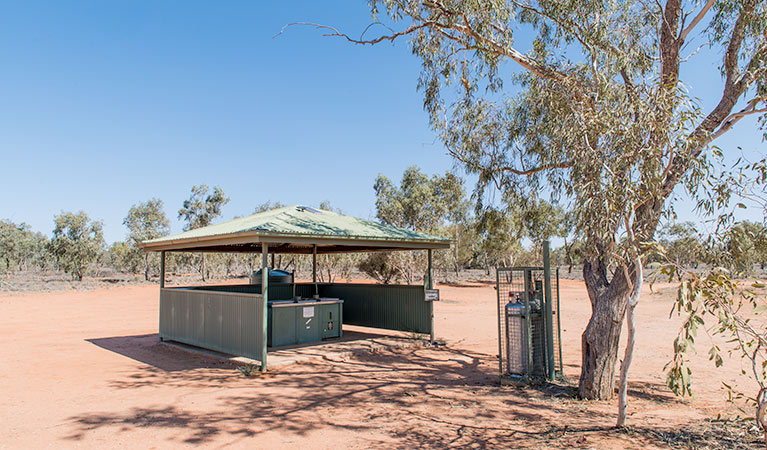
left=703, top=98, right=767, bottom=146
left=640, top=2, right=765, bottom=230
left=277, top=2, right=570, bottom=85
left=273, top=21, right=432, bottom=45
left=679, top=0, right=716, bottom=42
left=500, top=162, right=574, bottom=176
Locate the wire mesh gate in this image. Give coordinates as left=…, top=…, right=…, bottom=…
left=496, top=265, right=562, bottom=382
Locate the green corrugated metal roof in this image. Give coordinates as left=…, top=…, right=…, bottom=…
left=140, top=205, right=450, bottom=249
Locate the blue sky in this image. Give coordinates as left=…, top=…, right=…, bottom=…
left=0, top=1, right=763, bottom=243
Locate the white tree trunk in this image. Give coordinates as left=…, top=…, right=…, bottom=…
left=617, top=259, right=642, bottom=427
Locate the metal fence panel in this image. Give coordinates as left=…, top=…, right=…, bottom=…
left=318, top=283, right=431, bottom=334
left=159, top=288, right=265, bottom=362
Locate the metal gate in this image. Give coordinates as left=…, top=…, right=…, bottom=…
left=496, top=265, right=562, bottom=381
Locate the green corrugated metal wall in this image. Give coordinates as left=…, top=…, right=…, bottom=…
left=318, top=283, right=431, bottom=334
left=160, top=288, right=265, bottom=361
left=178, top=282, right=431, bottom=335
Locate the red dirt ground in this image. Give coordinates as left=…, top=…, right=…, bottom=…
left=0, top=279, right=761, bottom=449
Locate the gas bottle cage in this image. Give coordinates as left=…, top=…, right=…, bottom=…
left=496, top=265, right=563, bottom=383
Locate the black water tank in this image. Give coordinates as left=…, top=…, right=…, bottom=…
left=250, top=269, right=293, bottom=285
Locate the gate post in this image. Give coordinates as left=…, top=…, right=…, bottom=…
left=543, top=240, right=555, bottom=381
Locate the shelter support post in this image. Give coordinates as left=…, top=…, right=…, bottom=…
left=312, top=244, right=318, bottom=297
left=261, top=243, right=269, bottom=372
left=427, top=249, right=434, bottom=343
left=159, top=250, right=166, bottom=343
left=543, top=240, right=555, bottom=381
left=160, top=251, right=166, bottom=289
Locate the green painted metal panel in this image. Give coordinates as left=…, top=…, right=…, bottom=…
left=267, top=300, right=342, bottom=347
left=268, top=306, right=297, bottom=347
left=169, top=283, right=429, bottom=345
left=319, top=303, right=342, bottom=339
left=317, top=283, right=431, bottom=334
left=296, top=304, right=320, bottom=343
left=159, top=288, right=265, bottom=362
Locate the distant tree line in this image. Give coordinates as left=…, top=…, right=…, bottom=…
left=2, top=176, right=765, bottom=283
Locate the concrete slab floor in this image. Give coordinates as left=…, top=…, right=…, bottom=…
left=162, top=327, right=430, bottom=370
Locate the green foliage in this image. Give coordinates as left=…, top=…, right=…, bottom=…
left=125, top=198, right=170, bottom=242
left=357, top=0, right=767, bottom=276
left=49, top=211, right=105, bottom=281
left=722, top=221, right=767, bottom=275
left=0, top=220, right=50, bottom=273
left=253, top=200, right=286, bottom=213
left=656, top=221, right=705, bottom=270
left=178, top=185, right=230, bottom=281
left=374, top=166, right=466, bottom=232
left=522, top=199, right=567, bottom=251
left=665, top=262, right=767, bottom=437
left=364, top=167, right=470, bottom=282
left=124, top=198, right=170, bottom=280
left=358, top=252, right=400, bottom=284
left=316, top=201, right=362, bottom=282
left=476, top=207, right=523, bottom=268
left=351, top=0, right=767, bottom=402
left=106, top=241, right=138, bottom=273
left=443, top=220, right=481, bottom=273
left=178, top=185, right=230, bottom=231
left=366, top=165, right=567, bottom=276
left=236, top=363, right=259, bottom=377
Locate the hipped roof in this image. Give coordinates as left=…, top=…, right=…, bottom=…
left=139, top=205, right=452, bottom=254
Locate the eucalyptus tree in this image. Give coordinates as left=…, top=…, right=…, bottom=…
left=49, top=211, right=105, bottom=281
left=178, top=185, right=230, bottom=281
left=658, top=221, right=705, bottom=269
left=723, top=220, right=767, bottom=274
left=0, top=220, right=27, bottom=273
left=371, top=166, right=468, bottom=283
left=521, top=198, right=567, bottom=253
left=317, top=201, right=362, bottom=282
left=0, top=220, right=49, bottom=274
left=475, top=206, right=523, bottom=270
left=298, top=0, right=767, bottom=406
left=254, top=200, right=286, bottom=213
left=124, top=198, right=170, bottom=280
left=374, top=166, right=466, bottom=232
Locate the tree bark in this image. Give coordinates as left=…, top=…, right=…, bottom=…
left=144, top=253, right=150, bottom=281
left=579, top=257, right=632, bottom=400
left=757, top=387, right=767, bottom=444
left=200, top=253, right=206, bottom=282
left=617, top=260, right=642, bottom=426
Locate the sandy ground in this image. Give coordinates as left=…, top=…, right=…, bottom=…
left=0, top=279, right=762, bottom=449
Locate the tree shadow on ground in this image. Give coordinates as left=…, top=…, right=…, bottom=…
left=66, top=339, right=726, bottom=448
